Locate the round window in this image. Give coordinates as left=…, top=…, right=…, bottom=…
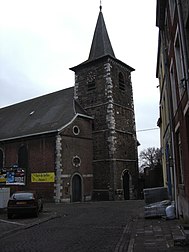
left=73, top=126, right=80, bottom=135
left=72, top=156, right=81, bottom=167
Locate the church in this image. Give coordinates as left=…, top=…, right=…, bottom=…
left=0, top=6, right=139, bottom=202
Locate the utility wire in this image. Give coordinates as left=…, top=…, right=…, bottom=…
left=136, top=127, right=159, bottom=132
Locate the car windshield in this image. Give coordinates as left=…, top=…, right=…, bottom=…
left=12, top=193, right=34, bottom=200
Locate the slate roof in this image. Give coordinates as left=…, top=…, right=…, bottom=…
left=70, top=8, right=135, bottom=72
left=88, top=9, right=115, bottom=61
left=0, top=87, right=91, bottom=141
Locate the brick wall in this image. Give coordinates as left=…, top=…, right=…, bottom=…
left=1, top=135, right=56, bottom=200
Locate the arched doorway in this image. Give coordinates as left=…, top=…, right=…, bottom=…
left=72, top=174, right=82, bottom=202
left=123, top=170, right=130, bottom=200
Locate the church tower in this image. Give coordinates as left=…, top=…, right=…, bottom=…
left=70, top=6, right=139, bottom=200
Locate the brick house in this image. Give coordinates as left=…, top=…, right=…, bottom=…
left=0, top=7, right=139, bottom=202
left=156, top=0, right=189, bottom=220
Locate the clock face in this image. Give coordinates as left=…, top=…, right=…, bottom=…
left=87, top=71, right=96, bottom=91
left=87, top=71, right=96, bottom=83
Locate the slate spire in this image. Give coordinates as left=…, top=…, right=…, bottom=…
left=88, top=6, right=115, bottom=61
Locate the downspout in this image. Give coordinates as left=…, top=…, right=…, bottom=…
left=176, top=0, right=189, bottom=96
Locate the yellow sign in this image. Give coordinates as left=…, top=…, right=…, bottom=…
left=0, top=175, right=6, bottom=183
left=31, top=172, right=55, bottom=183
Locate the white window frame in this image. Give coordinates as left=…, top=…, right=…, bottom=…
left=169, top=0, right=176, bottom=23
left=169, top=59, right=177, bottom=114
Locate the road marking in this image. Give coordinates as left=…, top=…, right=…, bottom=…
left=0, top=219, right=26, bottom=226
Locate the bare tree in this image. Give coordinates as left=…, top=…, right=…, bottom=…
left=139, top=147, right=161, bottom=172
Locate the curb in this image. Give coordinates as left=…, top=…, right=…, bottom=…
left=114, top=218, right=134, bottom=252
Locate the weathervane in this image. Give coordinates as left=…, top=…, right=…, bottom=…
left=100, top=0, right=102, bottom=11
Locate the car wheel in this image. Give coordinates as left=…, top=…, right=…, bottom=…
left=7, top=213, right=13, bottom=219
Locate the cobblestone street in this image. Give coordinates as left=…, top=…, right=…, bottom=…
left=0, top=200, right=188, bottom=251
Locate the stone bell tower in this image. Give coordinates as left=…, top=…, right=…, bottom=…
left=70, top=6, right=139, bottom=200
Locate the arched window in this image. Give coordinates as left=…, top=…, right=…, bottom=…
left=18, top=145, right=28, bottom=169
left=0, top=149, right=3, bottom=169
left=119, top=72, right=125, bottom=91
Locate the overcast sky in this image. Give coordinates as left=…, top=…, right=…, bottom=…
left=0, top=0, right=160, bottom=157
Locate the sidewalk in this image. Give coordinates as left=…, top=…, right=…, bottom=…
left=127, top=207, right=189, bottom=252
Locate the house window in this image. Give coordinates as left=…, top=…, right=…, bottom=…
left=159, top=60, right=164, bottom=86
left=164, top=13, right=171, bottom=50
left=0, top=149, right=3, bottom=169
left=176, top=132, right=184, bottom=184
left=119, top=72, right=125, bottom=91
left=170, top=60, right=177, bottom=114
left=163, top=95, right=169, bottom=126
left=174, top=27, right=185, bottom=98
left=169, top=0, right=176, bottom=22
left=186, top=112, right=189, bottom=151
left=186, top=17, right=189, bottom=58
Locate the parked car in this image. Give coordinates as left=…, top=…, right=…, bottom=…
left=7, top=191, right=43, bottom=219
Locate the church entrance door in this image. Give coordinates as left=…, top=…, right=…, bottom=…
left=72, top=174, right=82, bottom=202
left=123, top=170, right=130, bottom=200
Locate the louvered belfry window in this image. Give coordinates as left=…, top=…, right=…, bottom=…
left=119, top=72, right=125, bottom=91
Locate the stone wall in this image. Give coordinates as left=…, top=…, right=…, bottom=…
left=74, top=57, right=139, bottom=200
